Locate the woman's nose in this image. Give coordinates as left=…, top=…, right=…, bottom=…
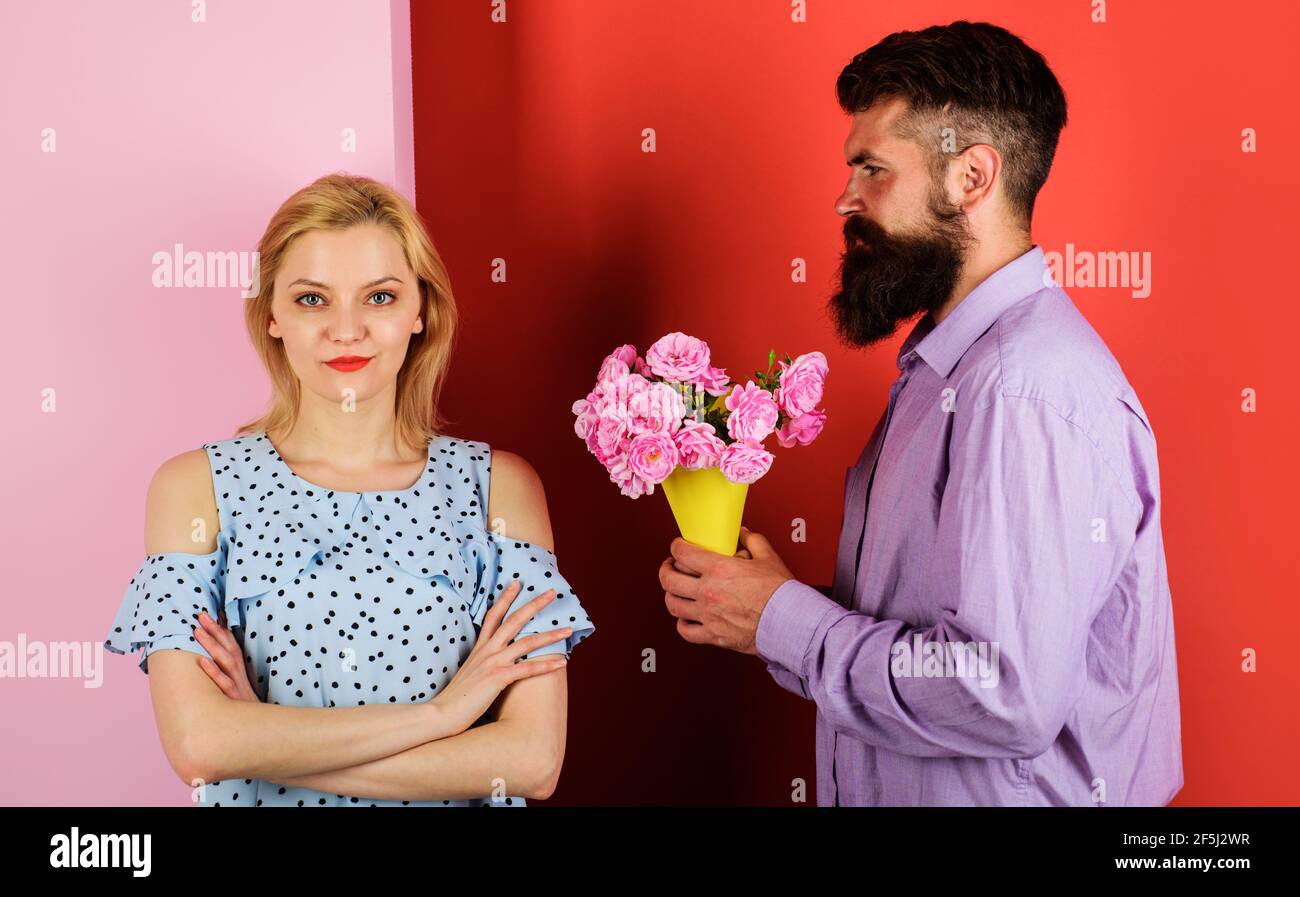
left=327, top=305, right=362, bottom=341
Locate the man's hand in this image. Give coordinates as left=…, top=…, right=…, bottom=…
left=658, top=526, right=794, bottom=655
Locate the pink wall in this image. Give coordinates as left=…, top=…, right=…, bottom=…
left=0, top=0, right=413, bottom=805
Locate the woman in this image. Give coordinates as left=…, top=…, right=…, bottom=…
left=104, top=173, right=595, bottom=806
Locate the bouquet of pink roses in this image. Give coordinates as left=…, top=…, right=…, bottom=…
left=571, top=331, right=828, bottom=554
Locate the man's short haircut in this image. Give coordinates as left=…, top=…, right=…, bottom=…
left=836, top=20, right=1068, bottom=228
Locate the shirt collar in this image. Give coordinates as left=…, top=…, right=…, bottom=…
left=897, top=244, right=1050, bottom=377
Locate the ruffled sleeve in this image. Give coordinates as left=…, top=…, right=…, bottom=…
left=104, top=547, right=228, bottom=674
left=463, top=527, right=595, bottom=660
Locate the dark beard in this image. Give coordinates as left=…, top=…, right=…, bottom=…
left=828, top=191, right=972, bottom=348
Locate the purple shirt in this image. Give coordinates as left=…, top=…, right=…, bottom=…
left=755, top=245, right=1183, bottom=806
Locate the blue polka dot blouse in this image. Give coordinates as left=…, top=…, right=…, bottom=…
left=104, top=431, right=595, bottom=807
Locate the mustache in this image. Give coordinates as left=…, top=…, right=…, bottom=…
left=842, top=214, right=887, bottom=249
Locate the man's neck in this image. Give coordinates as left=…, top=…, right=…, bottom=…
left=930, top=237, right=1035, bottom=327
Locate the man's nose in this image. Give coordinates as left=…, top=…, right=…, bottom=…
left=835, top=182, right=866, bottom=217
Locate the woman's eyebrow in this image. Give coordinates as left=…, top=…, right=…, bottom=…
left=287, top=275, right=405, bottom=290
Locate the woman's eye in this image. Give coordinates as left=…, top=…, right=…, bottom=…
left=295, top=291, right=396, bottom=307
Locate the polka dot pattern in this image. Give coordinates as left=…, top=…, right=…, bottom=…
left=104, top=431, right=595, bottom=807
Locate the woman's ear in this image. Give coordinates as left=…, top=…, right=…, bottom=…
left=412, top=316, right=423, bottom=335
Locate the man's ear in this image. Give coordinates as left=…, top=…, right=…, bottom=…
left=954, top=143, right=1001, bottom=213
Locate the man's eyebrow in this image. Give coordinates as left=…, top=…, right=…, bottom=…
left=287, top=276, right=404, bottom=290
left=846, top=149, right=888, bottom=167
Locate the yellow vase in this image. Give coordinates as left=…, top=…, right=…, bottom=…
left=660, top=465, right=750, bottom=557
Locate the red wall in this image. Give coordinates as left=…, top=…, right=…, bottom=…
left=412, top=0, right=1299, bottom=805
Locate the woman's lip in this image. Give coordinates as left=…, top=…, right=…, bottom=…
left=325, top=357, right=371, bottom=371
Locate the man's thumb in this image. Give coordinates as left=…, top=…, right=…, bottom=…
left=739, top=526, right=771, bottom=558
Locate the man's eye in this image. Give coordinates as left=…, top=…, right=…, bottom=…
left=864, top=165, right=882, bottom=176
left=296, top=293, right=325, bottom=307
left=369, top=290, right=397, bottom=306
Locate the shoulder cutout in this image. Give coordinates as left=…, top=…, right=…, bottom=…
left=144, top=447, right=220, bottom=555
left=486, top=449, right=556, bottom=553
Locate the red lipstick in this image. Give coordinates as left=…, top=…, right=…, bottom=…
left=325, top=355, right=371, bottom=372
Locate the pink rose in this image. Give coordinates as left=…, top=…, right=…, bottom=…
left=646, top=331, right=711, bottom=382
left=574, top=376, right=623, bottom=456
left=594, top=416, right=631, bottom=468
left=627, top=432, right=679, bottom=484
left=673, top=419, right=725, bottom=470
left=775, top=408, right=826, bottom=447
left=598, top=344, right=638, bottom=385
left=719, top=441, right=775, bottom=485
left=605, top=451, right=654, bottom=498
left=696, top=364, right=732, bottom=397
left=572, top=395, right=597, bottom=446
left=624, top=376, right=686, bottom=436
left=724, top=380, right=779, bottom=445
left=573, top=380, right=621, bottom=455
left=774, top=351, right=828, bottom=418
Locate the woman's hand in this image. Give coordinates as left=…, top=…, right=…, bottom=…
left=431, top=580, right=572, bottom=735
left=193, top=610, right=261, bottom=702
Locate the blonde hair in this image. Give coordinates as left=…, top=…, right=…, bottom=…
left=236, top=173, right=457, bottom=453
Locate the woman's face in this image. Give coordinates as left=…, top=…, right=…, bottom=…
left=268, top=223, right=424, bottom=408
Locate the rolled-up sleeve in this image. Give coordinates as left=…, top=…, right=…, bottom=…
left=754, top=392, right=1135, bottom=759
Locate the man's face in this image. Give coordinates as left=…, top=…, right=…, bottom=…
left=830, top=96, right=972, bottom=348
